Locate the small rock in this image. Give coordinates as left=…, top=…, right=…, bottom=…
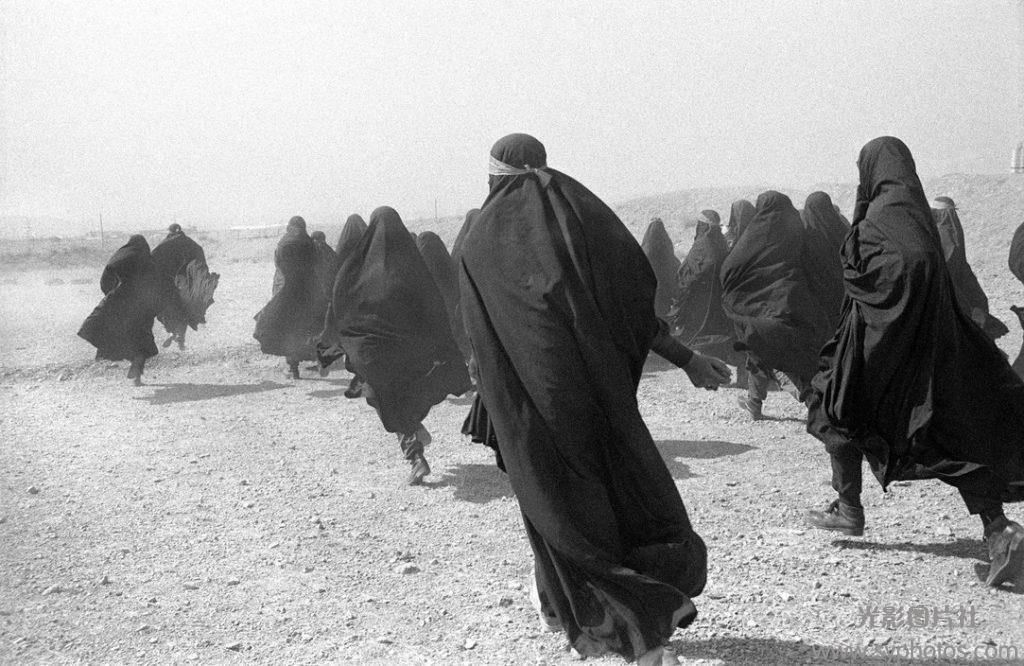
left=463, top=638, right=477, bottom=650
left=506, top=581, right=523, bottom=590
left=777, top=591, right=794, bottom=602
left=224, top=641, right=242, bottom=651
left=183, top=582, right=199, bottom=590
left=303, top=566, right=315, bottom=573
left=935, top=525, right=953, bottom=537
left=725, top=481, right=739, bottom=487
left=394, top=564, right=420, bottom=575
left=498, top=596, right=514, bottom=607
left=42, top=585, right=62, bottom=595
left=226, top=579, right=241, bottom=587
left=137, top=624, right=152, bottom=633
left=27, top=486, right=40, bottom=495
left=99, top=575, right=110, bottom=585
left=239, top=479, right=250, bottom=486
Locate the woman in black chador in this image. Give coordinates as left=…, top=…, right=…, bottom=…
left=317, top=207, right=470, bottom=485
left=416, top=231, right=470, bottom=361
left=930, top=196, right=1008, bottom=341
left=253, top=216, right=317, bottom=379
left=459, top=133, right=729, bottom=665
left=78, top=234, right=168, bottom=385
left=720, top=191, right=829, bottom=420
left=670, top=214, right=736, bottom=366
left=640, top=217, right=680, bottom=319
left=806, top=137, right=1024, bottom=587
left=151, top=223, right=219, bottom=350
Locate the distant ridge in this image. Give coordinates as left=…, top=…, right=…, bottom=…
left=614, top=174, right=1024, bottom=273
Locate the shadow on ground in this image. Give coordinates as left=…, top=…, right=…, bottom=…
left=137, top=381, right=288, bottom=405
left=430, top=463, right=513, bottom=503
left=671, top=636, right=1006, bottom=664
left=832, top=538, right=984, bottom=561
left=657, top=439, right=757, bottom=460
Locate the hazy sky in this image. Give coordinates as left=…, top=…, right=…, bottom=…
left=1, top=0, right=1021, bottom=231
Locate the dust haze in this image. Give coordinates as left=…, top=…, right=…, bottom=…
left=1, top=0, right=1021, bottom=236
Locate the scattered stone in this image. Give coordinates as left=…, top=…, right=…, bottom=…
left=303, top=566, right=315, bottom=573
left=137, top=624, right=152, bottom=633
left=239, top=479, right=250, bottom=486
left=27, top=486, right=40, bottom=495
left=725, top=481, right=739, bottom=487
left=498, top=596, right=514, bottom=607
left=224, top=641, right=242, bottom=651
left=463, top=638, right=477, bottom=650
left=42, top=585, right=61, bottom=595
left=99, top=575, right=110, bottom=585
left=506, top=581, right=523, bottom=591
left=394, top=564, right=420, bottom=575
left=226, top=579, right=241, bottom=587
left=935, top=525, right=953, bottom=537
left=183, top=582, right=199, bottom=591
left=777, top=591, right=794, bottom=602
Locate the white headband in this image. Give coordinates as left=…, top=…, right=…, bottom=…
left=488, top=155, right=552, bottom=186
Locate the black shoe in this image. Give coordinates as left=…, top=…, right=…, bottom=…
left=985, top=518, right=1024, bottom=587
left=806, top=499, right=865, bottom=536
left=344, top=377, right=363, bottom=399
left=736, top=395, right=764, bottom=421
left=407, top=454, right=430, bottom=486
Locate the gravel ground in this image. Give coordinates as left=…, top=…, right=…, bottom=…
left=2, top=261, right=1024, bottom=666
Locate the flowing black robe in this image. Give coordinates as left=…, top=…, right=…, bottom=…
left=640, top=218, right=681, bottom=319
left=807, top=137, right=1024, bottom=498
left=310, top=233, right=339, bottom=338
left=253, top=217, right=317, bottom=360
left=318, top=207, right=470, bottom=434
left=335, top=214, right=367, bottom=261
left=460, top=133, right=705, bottom=660
left=720, top=191, right=828, bottom=378
left=451, top=209, right=479, bottom=275
left=416, top=231, right=469, bottom=359
left=725, top=199, right=755, bottom=250
left=931, top=204, right=1008, bottom=340
left=1010, top=221, right=1024, bottom=287
left=78, top=235, right=163, bottom=361
left=671, top=222, right=735, bottom=361
left=151, top=230, right=217, bottom=335
left=801, top=191, right=849, bottom=333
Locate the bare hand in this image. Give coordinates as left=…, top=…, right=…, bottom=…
left=683, top=352, right=731, bottom=390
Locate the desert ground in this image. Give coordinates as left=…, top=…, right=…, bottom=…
left=2, top=177, right=1024, bottom=665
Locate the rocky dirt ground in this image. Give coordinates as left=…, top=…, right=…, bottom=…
left=3, top=211, right=1024, bottom=664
